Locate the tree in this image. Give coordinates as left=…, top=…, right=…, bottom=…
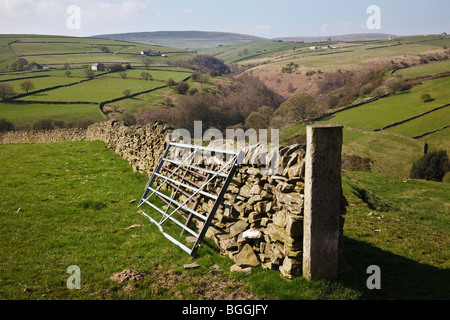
left=140, top=71, right=152, bottom=80
left=166, top=78, right=176, bottom=87
left=119, top=72, right=127, bottom=79
left=142, top=57, right=152, bottom=70
left=278, top=91, right=316, bottom=123
left=0, top=84, right=15, bottom=101
left=85, top=68, right=95, bottom=79
left=9, top=58, right=28, bottom=71
left=410, top=150, right=449, bottom=181
left=65, top=69, right=72, bottom=77
left=174, top=81, right=190, bottom=95
left=123, top=89, right=132, bottom=97
left=20, top=80, right=35, bottom=93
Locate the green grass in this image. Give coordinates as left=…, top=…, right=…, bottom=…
left=323, top=77, right=450, bottom=131
left=342, top=129, right=424, bottom=178
left=340, top=170, right=449, bottom=299
left=219, top=35, right=450, bottom=72
left=395, top=59, right=450, bottom=78
left=0, top=103, right=104, bottom=129
left=1, top=141, right=448, bottom=300
left=97, top=69, right=192, bottom=82
left=3, top=76, right=79, bottom=94
left=386, top=106, right=450, bottom=138
left=16, top=78, right=165, bottom=103
left=0, top=34, right=196, bottom=70
left=420, top=127, right=450, bottom=154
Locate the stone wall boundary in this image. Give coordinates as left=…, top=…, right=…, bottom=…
left=0, top=121, right=346, bottom=280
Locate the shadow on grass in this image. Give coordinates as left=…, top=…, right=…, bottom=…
left=338, top=237, right=450, bottom=300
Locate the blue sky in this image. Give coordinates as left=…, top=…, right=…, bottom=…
left=1, top=0, right=449, bottom=38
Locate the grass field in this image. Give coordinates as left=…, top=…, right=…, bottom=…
left=16, top=78, right=166, bottom=103
left=322, top=77, right=450, bottom=131
left=0, top=102, right=103, bottom=129
left=209, top=35, right=450, bottom=73
left=1, top=34, right=196, bottom=70
left=420, top=127, right=450, bottom=153
left=342, top=129, right=424, bottom=178
left=0, top=141, right=448, bottom=300
left=396, top=59, right=450, bottom=78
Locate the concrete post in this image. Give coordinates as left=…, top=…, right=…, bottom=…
left=303, top=124, right=343, bottom=280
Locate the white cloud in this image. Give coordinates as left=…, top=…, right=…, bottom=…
left=321, top=24, right=328, bottom=31
left=183, top=8, right=194, bottom=14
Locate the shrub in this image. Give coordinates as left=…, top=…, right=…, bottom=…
left=384, top=76, right=412, bottom=94
left=33, top=118, right=54, bottom=131
left=123, top=89, right=132, bottom=97
left=122, top=112, right=136, bottom=126
left=421, top=93, right=432, bottom=102
left=140, top=71, right=152, bottom=80
left=174, top=81, right=190, bottom=95
left=410, top=150, right=449, bottom=181
left=373, top=85, right=390, bottom=97
left=106, top=63, right=124, bottom=72
left=442, top=172, right=450, bottom=183
left=0, top=118, right=14, bottom=132
left=166, top=78, right=176, bottom=87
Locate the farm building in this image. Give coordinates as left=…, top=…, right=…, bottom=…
left=91, top=63, right=105, bottom=71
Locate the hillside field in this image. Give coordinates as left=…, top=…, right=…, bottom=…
left=0, top=141, right=448, bottom=300
left=0, top=33, right=449, bottom=301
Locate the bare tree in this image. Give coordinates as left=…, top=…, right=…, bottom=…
left=0, top=84, right=15, bottom=101
left=20, top=80, right=35, bottom=93
left=142, top=57, right=152, bottom=70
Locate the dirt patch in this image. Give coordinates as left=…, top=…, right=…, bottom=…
left=109, top=266, right=259, bottom=300
left=151, top=265, right=259, bottom=300
left=110, top=269, right=146, bottom=283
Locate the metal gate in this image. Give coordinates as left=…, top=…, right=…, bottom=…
left=138, top=142, right=241, bottom=257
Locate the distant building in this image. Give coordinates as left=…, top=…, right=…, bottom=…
left=319, top=45, right=330, bottom=50
left=310, top=46, right=318, bottom=50
left=91, top=63, right=105, bottom=71
left=30, top=63, right=43, bottom=70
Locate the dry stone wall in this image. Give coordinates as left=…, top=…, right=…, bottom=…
left=0, top=120, right=346, bottom=279
left=0, top=128, right=86, bottom=144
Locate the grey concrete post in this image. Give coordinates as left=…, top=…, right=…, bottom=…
left=303, top=124, right=343, bottom=280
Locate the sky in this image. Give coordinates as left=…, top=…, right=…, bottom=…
left=0, top=0, right=449, bottom=38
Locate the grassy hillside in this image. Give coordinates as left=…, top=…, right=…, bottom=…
left=0, top=141, right=448, bottom=300
left=0, top=34, right=195, bottom=70
left=214, top=34, right=450, bottom=72
left=322, top=77, right=450, bottom=131
left=279, top=57, right=450, bottom=178
left=0, top=34, right=196, bottom=129
left=93, top=31, right=267, bottom=50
